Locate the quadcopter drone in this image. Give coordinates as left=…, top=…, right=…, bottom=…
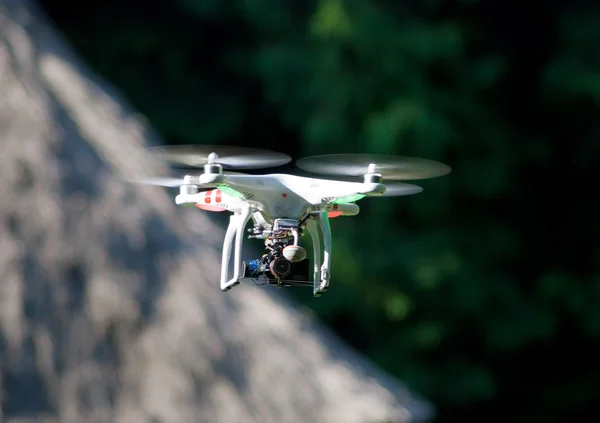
left=135, top=145, right=451, bottom=297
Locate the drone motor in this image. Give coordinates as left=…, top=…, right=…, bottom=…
left=203, top=152, right=224, bottom=175
left=179, top=184, right=199, bottom=195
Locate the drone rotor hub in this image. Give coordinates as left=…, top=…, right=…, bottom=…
left=364, top=172, right=383, bottom=184
left=362, top=163, right=383, bottom=184
left=203, top=163, right=223, bottom=175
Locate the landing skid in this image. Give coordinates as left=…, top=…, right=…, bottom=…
left=239, top=276, right=314, bottom=288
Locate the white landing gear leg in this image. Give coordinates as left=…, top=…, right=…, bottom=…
left=220, top=204, right=252, bottom=292
left=306, top=219, right=322, bottom=297
left=316, top=210, right=332, bottom=294
left=307, top=211, right=332, bottom=297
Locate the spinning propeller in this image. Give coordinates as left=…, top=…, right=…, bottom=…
left=131, top=146, right=451, bottom=199
left=133, top=170, right=246, bottom=188
left=295, top=153, right=451, bottom=198
left=132, top=145, right=291, bottom=188
left=147, top=145, right=292, bottom=170
left=295, top=153, right=451, bottom=180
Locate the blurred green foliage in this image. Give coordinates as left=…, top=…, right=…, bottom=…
left=41, top=0, right=600, bottom=422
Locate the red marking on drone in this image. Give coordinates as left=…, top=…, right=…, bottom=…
left=196, top=190, right=226, bottom=212
left=282, top=193, right=288, bottom=198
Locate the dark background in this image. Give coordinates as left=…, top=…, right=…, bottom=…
left=37, top=1, right=600, bottom=422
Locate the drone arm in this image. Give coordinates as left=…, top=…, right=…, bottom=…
left=305, top=219, right=322, bottom=296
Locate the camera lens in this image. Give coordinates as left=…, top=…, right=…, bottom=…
left=270, top=257, right=291, bottom=278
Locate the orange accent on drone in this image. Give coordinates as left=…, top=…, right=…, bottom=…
left=205, top=190, right=212, bottom=204
left=328, top=211, right=343, bottom=218
left=195, top=204, right=226, bottom=212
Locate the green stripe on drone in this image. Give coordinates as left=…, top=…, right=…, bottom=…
left=217, top=185, right=246, bottom=199
left=332, top=194, right=366, bottom=204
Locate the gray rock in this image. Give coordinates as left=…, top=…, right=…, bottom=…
left=0, top=1, right=434, bottom=422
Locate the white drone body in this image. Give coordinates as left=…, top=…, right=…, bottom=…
left=138, top=146, right=451, bottom=297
